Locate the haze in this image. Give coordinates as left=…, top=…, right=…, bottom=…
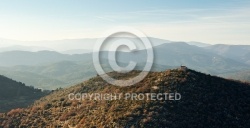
left=0, top=0, right=250, bottom=46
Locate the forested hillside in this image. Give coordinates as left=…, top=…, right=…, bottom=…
left=0, top=75, right=47, bottom=113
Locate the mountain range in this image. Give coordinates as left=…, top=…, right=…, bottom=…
left=0, top=39, right=249, bottom=90
left=0, top=37, right=207, bottom=54
left=1, top=37, right=250, bottom=127
left=205, top=44, right=250, bottom=65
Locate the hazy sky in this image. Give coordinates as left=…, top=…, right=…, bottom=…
left=0, top=0, right=250, bottom=45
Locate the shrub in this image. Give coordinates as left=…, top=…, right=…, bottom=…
left=7, top=108, right=23, bottom=116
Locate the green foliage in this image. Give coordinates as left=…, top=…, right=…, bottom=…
left=0, top=75, right=47, bottom=113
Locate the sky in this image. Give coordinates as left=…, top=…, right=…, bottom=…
left=0, top=0, right=250, bottom=45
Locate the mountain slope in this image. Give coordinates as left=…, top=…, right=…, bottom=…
left=112, top=42, right=249, bottom=74
left=1, top=68, right=250, bottom=127
left=153, top=42, right=249, bottom=74
left=0, top=68, right=67, bottom=89
left=0, top=61, right=172, bottom=90
left=100, top=42, right=249, bottom=75
left=205, top=44, right=250, bottom=65
left=0, top=51, right=92, bottom=67
left=220, top=70, right=250, bottom=82
left=0, top=75, right=47, bottom=113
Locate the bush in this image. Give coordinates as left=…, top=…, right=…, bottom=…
left=7, top=108, right=23, bottom=116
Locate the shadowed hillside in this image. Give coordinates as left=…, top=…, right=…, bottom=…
left=0, top=75, right=47, bottom=113
left=0, top=68, right=249, bottom=128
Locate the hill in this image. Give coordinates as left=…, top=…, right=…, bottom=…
left=1, top=68, right=250, bottom=127
left=0, top=75, right=47, bottom=113
left=0, top=51, right=92, bottom=67
left=0, top=61, right=172, bottom=90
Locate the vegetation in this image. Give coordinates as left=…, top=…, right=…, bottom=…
left=0, top=75, right=48, bottom=113
left=0, top=68, right=250, bottom=127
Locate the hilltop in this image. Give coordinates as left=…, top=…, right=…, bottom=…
left=0, top=68, right=250, bottom=128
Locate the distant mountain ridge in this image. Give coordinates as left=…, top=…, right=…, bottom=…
left=205, top=44, right=250, bottom=65
left=0, top=45, right=54, bottom=53
left=186, top=41, right=211, bottom=47
left=0, top=50, right=92, bottom=66
left=0, top=37, right=207, bottom=54
left=0, top=42, right=250, bottom=89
